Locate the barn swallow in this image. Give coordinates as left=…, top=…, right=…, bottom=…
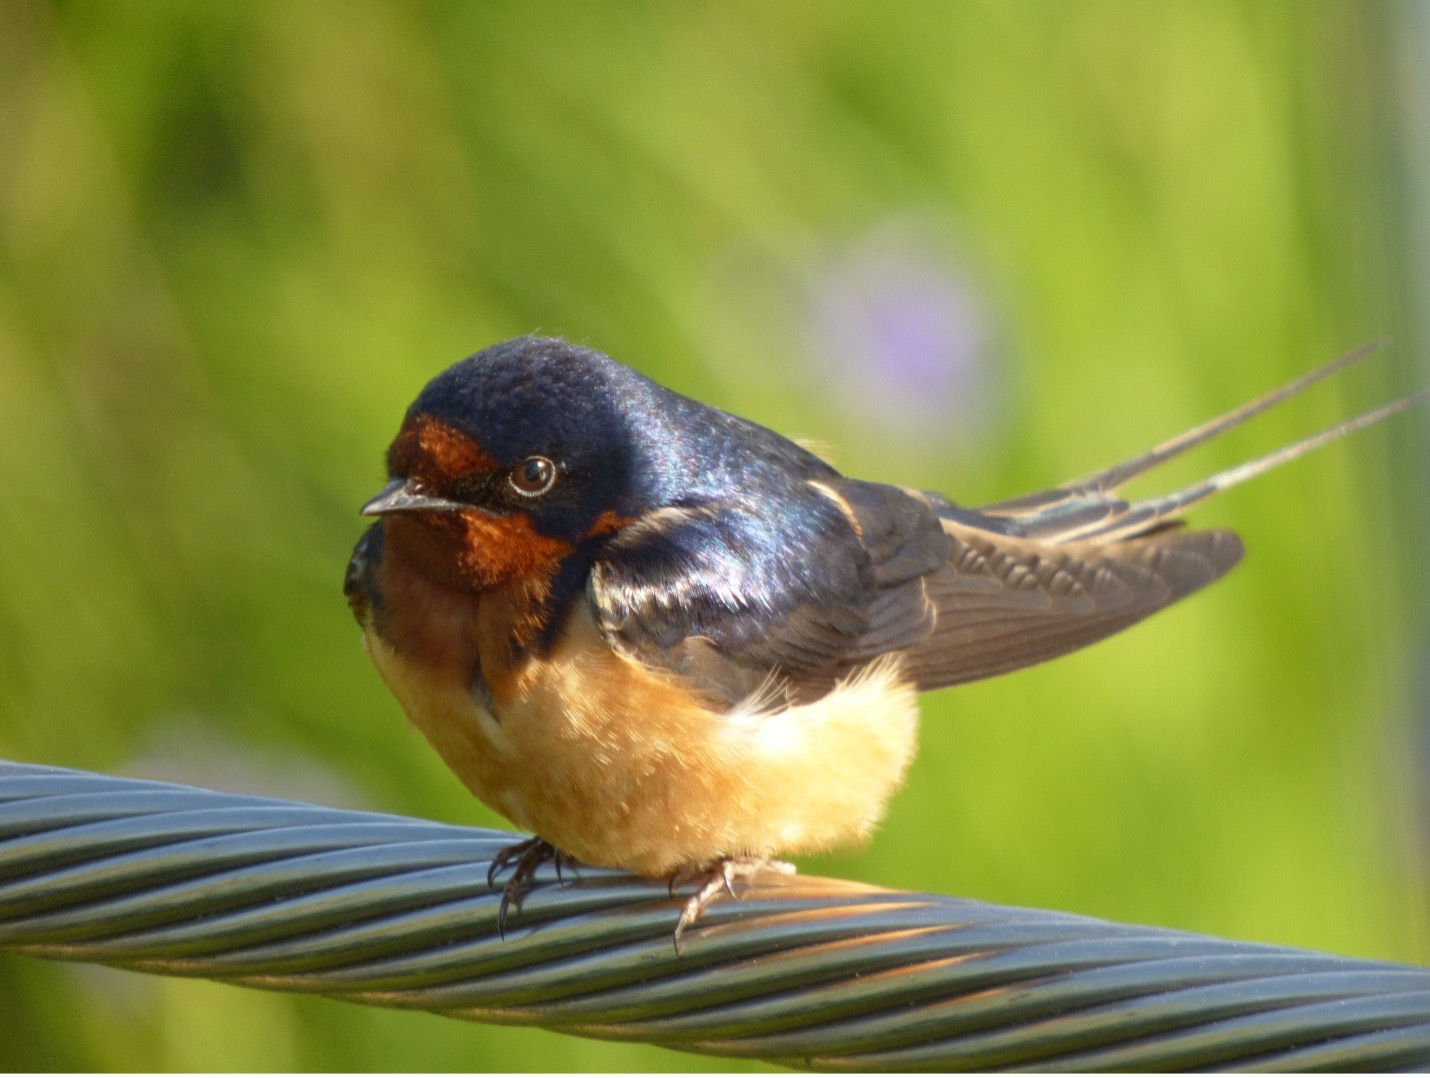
left=346, top=336, right=1422, bottom=949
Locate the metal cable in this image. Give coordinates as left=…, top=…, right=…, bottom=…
left=1, top=759, right=1426, bottom=1071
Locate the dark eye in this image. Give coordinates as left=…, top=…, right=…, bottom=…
left=508, top=456, right=557, bottom=497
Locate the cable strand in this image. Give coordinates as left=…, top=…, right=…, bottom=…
left=0, top=760, right=1425, bottom=1071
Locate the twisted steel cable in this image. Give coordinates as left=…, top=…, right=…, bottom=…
left=1, top=759, right=1427, bottom=1071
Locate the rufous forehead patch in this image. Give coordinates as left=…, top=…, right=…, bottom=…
left=389, top=415, right=498, bottom=482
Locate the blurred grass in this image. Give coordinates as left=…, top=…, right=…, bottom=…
left=0, top=0, right=1427, bottom=1070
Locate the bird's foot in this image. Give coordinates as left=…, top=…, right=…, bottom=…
left=669, top=856, right=796, bottom=955
left=486, top=836, right=576, bottom=937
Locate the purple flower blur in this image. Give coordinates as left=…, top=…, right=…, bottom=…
left=807, top=217, right=997, bottom=447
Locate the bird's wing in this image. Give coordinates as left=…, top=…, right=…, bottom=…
left=588, top=478, right=950, bottom=706
left=897, top=520, right=1242, bottom=691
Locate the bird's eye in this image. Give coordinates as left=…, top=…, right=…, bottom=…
left=508, top=456, right=557, bottom=497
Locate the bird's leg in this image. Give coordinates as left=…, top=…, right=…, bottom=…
left=486, top=836, right=565, bottom=937
left=670, top=856, right=796, bottom=955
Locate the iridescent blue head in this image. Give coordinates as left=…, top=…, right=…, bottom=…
left=370, top=339, right=666, bottom=533
left=358, top=335, right=838, bottom=596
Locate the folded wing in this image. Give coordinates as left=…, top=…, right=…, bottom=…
left=588, top=479, right=949, bottom=705
left=900, top=518, right=1242, bottom=690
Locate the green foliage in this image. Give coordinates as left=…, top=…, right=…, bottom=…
left=0, top=0, right=1425, bottom=1069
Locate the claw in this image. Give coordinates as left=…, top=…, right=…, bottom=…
left=553, top=848, right=581, bottom=885
left=486, top=835, right=546, bottom=891
left=719, top=862, right=740, bottom=901
left=668, top=856, right=795, bottom=956
left=486, top=837, right=562, bottom=938
left=666, top=861, right=705, bottom=898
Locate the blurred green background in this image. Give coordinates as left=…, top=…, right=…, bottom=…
left=2, top=0, right=1428, bottom=1070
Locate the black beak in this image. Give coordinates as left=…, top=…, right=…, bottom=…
left=360, top=478, right=466, bottom=516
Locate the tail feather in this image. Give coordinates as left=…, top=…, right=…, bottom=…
left=969, top=342, right=1419, bottom=544
left=1056, top=389, right=1428, bottom=543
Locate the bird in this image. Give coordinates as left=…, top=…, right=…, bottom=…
left=345, top=335, right=1422, bottom=948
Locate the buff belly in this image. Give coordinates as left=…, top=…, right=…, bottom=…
left=365, top=600, right=920, bottom=878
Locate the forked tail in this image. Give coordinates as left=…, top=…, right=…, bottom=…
left=969, top=341, right=1424, bottom=543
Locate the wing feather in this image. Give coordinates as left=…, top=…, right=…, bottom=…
left=901, top=522, right=1242, bottom=690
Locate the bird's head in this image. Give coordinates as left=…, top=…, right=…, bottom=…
left=360, top=336, right=678, bottom=591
